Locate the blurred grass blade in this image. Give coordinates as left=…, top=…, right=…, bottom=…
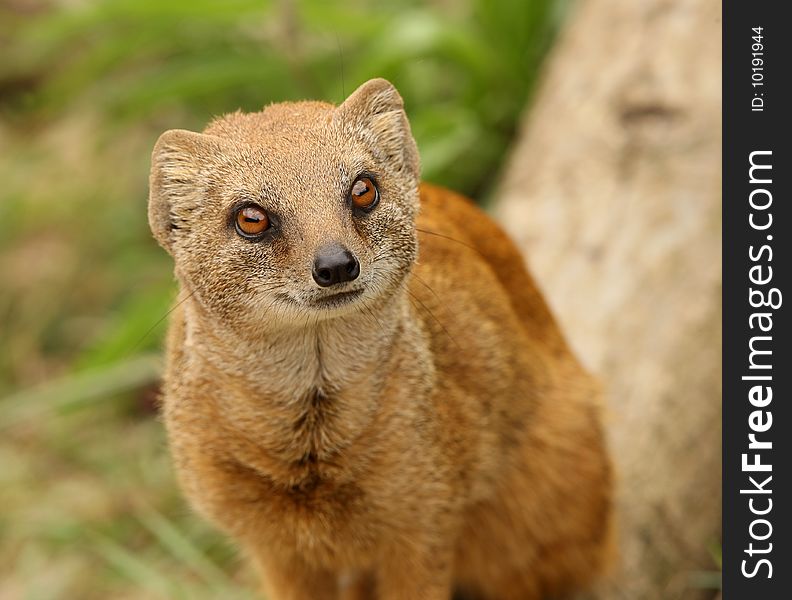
left=688, top=570, right=723, bottom=590
left=137, top=507, right=235, bottom=591
left=708, top=539, right=722, bottom=570
left=0, top=354, right=161, bottom=429
left=90, top=531, right=186, bottom=599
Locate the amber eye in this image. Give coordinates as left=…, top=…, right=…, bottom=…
left=349, top=176, right=379, bottom=212
left=235, top=205, right=270, bottom=238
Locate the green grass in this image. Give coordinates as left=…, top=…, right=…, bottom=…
left=0, top=0, right=563, bottom=596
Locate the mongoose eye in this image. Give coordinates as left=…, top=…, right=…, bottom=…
left=235, top=205, right=270, bottom=238
left=349, top=176, right=379, bottom=212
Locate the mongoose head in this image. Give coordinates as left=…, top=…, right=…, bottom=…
left=149, top=79, right=420, bottom=332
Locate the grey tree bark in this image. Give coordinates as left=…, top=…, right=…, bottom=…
left=493, top=0, right=721, bottom=598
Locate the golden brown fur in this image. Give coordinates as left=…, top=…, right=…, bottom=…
left=149, top=79, right=613, bottom=600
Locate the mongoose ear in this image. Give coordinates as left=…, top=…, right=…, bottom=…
left=335, top=78, right=420, bottom=179
left=149, top=129, right=223, bottom=253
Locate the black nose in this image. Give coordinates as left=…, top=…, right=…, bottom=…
left=312, top=245, right=360, bottom=287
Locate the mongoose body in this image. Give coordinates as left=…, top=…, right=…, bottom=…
left=149, top=79, right=613, bottom=600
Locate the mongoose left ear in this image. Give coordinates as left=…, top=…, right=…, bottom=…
left=335, top=78, right=420, bottom=179
left=148, top=129, right=225, bottom=254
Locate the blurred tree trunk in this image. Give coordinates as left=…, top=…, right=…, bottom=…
left=492, top=0, right=721, bottom=598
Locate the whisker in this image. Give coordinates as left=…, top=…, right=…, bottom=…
left=362, top=303, right=388, bottom=339
left=410, top=272, right=440, bottom=301
left=416, top=227, right=482, bottom=256
left=406, top=289, right=460, bottom=349
left=129, top=289, right=196, bottom=355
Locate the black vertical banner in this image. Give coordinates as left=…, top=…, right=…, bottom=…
left=724, top=3, right=792, bottom=598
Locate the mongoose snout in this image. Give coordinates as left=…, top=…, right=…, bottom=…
left=312, top=244, right=361, bottom=287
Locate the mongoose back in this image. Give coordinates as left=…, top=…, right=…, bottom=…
left=148, top=78, right=613, bottom=600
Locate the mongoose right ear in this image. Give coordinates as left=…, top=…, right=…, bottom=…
left=148, top=129, right=223, bottom=253
left=335, top=78, right=420, bottom=180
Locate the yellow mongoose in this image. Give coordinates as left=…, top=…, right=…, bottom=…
left=148, top=78, right=613, bottom=600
